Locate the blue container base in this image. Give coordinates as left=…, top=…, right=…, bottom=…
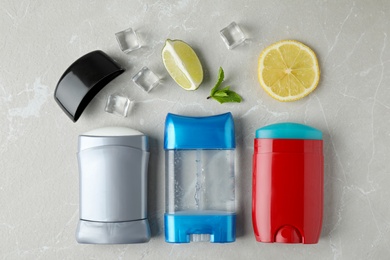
left=164, top=213, right=236, bottom=243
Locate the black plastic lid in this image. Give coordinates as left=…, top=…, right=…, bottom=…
left=54, top=50, right=125, bottom=122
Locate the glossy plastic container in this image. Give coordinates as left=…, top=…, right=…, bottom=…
left=54, top=50, right=124, bottom=122
left=76, top=127, right=151, bottom=244
left=252, top=123, right=323, bottom=244
left=164, top=113, right=236, bottom=243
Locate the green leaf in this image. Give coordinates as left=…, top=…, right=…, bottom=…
left=213, top=90, right=229, bottom=97
left=208, top=67, right=242, bottom=104
left=221, top=85, right=230, bottom=91
left=211, top=90, right=242, bottom=104
left=210, top=67, right=224, bottom=96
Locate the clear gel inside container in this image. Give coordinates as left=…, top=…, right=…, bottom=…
left=165, top=150, right=235, bottom=214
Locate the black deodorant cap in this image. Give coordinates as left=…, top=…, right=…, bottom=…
left=54, top=50, right=125, bottom=122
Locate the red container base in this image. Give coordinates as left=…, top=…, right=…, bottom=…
left=252, top=138, right=323, bottom=244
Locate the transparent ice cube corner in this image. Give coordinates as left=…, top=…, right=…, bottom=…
left=105, top=93, right=133, bottom=117
left=115, top=27, right=141, bottom=53
left=132, top=67, right=160, bottom=93
left=220, top=22, right=246, bottom=50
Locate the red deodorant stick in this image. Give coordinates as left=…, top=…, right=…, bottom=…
left=252, top=123, right=323, bottom=244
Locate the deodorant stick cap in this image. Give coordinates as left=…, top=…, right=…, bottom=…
left=78, top=126, right=149, bottom=151
left=54, top=50, right=124, bottom=122
left=164, top=112, right=235, bottom=150
left=255, top=122, right=322, bottom=140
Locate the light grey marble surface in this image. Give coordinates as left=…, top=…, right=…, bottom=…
left=1, top=0, right=390, bottom=259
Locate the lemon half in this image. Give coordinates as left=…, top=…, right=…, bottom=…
left=258, top=40, right=320, bottom=102
left=162, top=39, right=203, bottom=91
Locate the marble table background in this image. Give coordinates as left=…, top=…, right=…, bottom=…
left=1, top=0, right=390, bottom=259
